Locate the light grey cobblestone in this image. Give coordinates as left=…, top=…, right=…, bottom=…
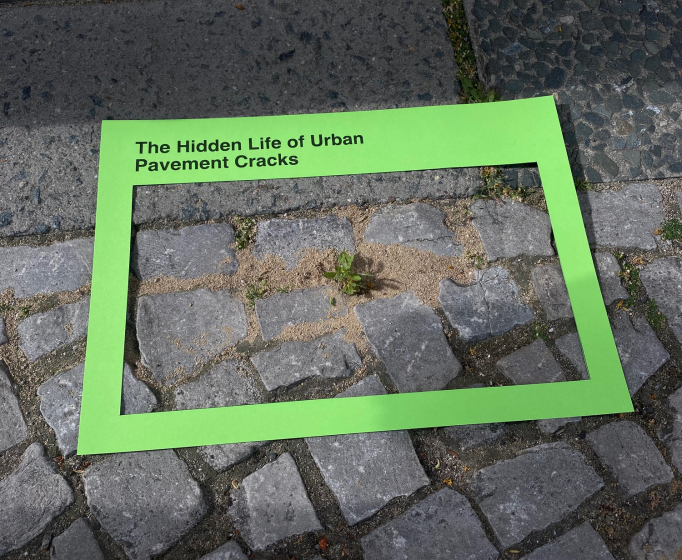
left=305, top=376, right=429, bottom=524
left=132, top=223, right=238, bottom=280
left=556, top=332, right=589, bottom=379
left=364, top=202, right=463, bottom=256
left=255, top=287, right=345, bottom=341
left=230, top=452, right=322, bottom=551
left=497, top=339, right=565, bottom=385
left=439, top=267, right=533, bottom=342
left=629, top=503, right=682, bottom=560
left=38, top=362, right=157, bottom=457
left=0, top=443, right=74, bottom=556
left=251, top=330, right=361, bottom=390
left=254, top=216, right=355, bottom=269
left=640, top=257, right=682, bottom=343
left=594, top=252, right=628, bottom=304
left=84, top=450, right=206, bottom=560
left=471, top=199, right=554, bottom=261
left=0, top=238, right=93, bottom=298
left=50, top=518, right=105, bottom=560
left=444, top=422, right=506, bottom=450
left=537, top=417, right=582, bottom=435
left=470, top=443, right=603, bottom=547
left=588, top=421, right=673, bottom=498
left=18, top=297, right=89, bottom=362
left=665, top=387, right=682, bottom=472
left=355, top=291, right=461, bottom=392
left=360, top=488, right=498, bottom=560
left=0, top=317, right=7, bottom=345
left=532, top=264, right=574, bottom=320
left=136, top=289, right=247, bottom=384
left=0, top=362, right=27, bottom=454
left=522, top=523, right=615, bottom=560
left=199, top=541, right=248, bottom=560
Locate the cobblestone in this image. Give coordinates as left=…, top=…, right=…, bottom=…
left=18, top=297, right=90, bottom=362
left=132, top=223, right=238, bottom=280
left=251, top=330, right=361, bottom=390
left=305, top=376, right=429, bottom=525
left=364, top=202, right=463, bottom=256
left=0, top=317, right=7, bottom=345
left=0, top=443, right=74, bottom=556
left=50, top=518, right=105, bottom=560
left=640, top=257, right=682, bottom=343
left=254, top=216, right=355, bottom=269
left=0, top=238, right=93, bottom=298
left=556, top=332, right=589, bottom=378
left=199, top=541, right=248, bottom=560
left=355, top=291, right=461, bottom=392
left=532, top=264, right=575, bottom=320
left=255, top=287, right=345, bottom=341
left=522, top=523, right=615, bottom=560
left=360, top=488, right=498, bottom=560
left=470, top=443, right=603, bottom=547
left=443, top=422, right=506, bottom=450
left=38, top=362, right=157, bottom=457
left=587, top=421, right=673, bottom=497
left=0, top=362, right=27, bottom=454
left=83, top=450, right=206, bottom=560
left=230, top=452, right=322, bottom=551
left=136, top=289, right=248, bottom=384
left=497, top=339, right=565, bottom=385
left=594, top=252, right=628, bottom=304
left=629, top=503, right=682, bottom=560
left=665, top=387, right=682, bottom=472
left=439, top=267, right=533, bottom=342
left=471, top=199, right=554, bottom=261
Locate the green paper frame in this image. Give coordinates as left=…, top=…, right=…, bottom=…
left=78, top=96, right=633, bottom=455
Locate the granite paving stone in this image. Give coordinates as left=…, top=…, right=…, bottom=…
left=444, top=422, right=507, bottom=450
left=18, top=297, right=90, bottom=362
left=0, top=238, right=93, bottom=298
left=174, top=360, right=267, bottom=472
left=199, top=541, right=248, bottom=560
left=470, top=442, right=604, bottom=547
left=0, top=317, right=7, bottom=345
left=251, top=330, right=361, bottom=390
left=83, top=450, right=207, bottom=560
left=132, top=223, right=238, bottom=280
left=439, top=266, right=533, bottom=342
left=640, top=257, right=682, bottom=343
left=497, top=339, right=566, bottom=386
left=537, top=417, right=582, bottom=435
left=665, top=387, right=682, bottom=472
left=629, top=503, right=682, bottom=560
left=594, top=252, right=628, bottom=304
left=136, top=288, right=247, bottom=384
left=0, top=362, right=28, bottom=454
left=229, top=452, right=322, bottom=550
left=255, top=287, right=346, bottom=341
left=50, top=518, right=105, bottom=560
left=254, top=216, right=355, bottom=269
left=521, top=522, right=615, bottom=560
left=470, top=199, right=554, bottom=261
left=360, top=488, right=498, bottom=560
left=354, top=291, right=461, bottom=392
left=532, top=264, right=575, bottom=320
left=556, top=332, right=590, bottom=379
left=579, top=184, right=663, bottom=249
left=305, top=376, right=429, bottom=525
left=587, top=421, right=673, bottom=497
left=0, top=443, right=74, bottom=556
left=364, top=202, right=463, bottom=256
left=38, top=362, right=157, bottom=458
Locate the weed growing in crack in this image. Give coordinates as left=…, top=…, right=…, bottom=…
left=574, top=178, right=595, bottom=191
left=234, top=216, right=256, bottom=249
left=614, top=252, right=644, bottom=308
left=646, top=299, right=667, bottom=332
left=323, top=250, right=373, bottom=295
left=656, top=218, right=682, bottom=242
left=474, top=167, right=531, bottom=201
left=245, top=279, right=268, bottom=307
left=466, top=250, right=486, bottom=270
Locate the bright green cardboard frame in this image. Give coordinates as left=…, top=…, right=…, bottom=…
left=78, top=96, right=633, bottom=455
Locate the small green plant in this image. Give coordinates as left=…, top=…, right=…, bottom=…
left=323, top=250, right=373, bottom=295
left=474, top=167, right=531, bottom=201
left=614, top=251, right=643, bottom=308
left=276, top=286, right=291, bottom=293
left=234, top=217, right=255, bottom=250
left=245, top=280, right=268, bottom=307
left=657, top=218, right=682, bottom=242
left=646, top=299, right=666, bottom=331
left=532, top=324, right=550, bottom=342
left=0, top=303, right=13, bottom=313
left=574, top=178, right=595, bottom=191
left=20, top=305, right=31, bottom=318
left=459, top=76, right=500, bottom=104
left=466, top=250, right=485, bottom=270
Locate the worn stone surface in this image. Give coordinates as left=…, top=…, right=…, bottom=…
left=579, top=184, right=663, bottom=249
left=50, top=518, right=105, bottom=560
left=254, top=216, right=355, bottom=269
left=230, top=452, right=322, bottom=550
left=665, top=387, right=682, bottom=472
left=305, top=376, right=429, bottom=525
left=537, top=417, right=582, bottom=435
left=355, top=291, right=461, bottom=392
left=556, top=332, right=590, bottom=379
left=136, top=288, right=247, bottom=384
left=83, top=450, right=206, bottom=560
left=37, top=362, right=157, bottom=457
left=251, top=330, right=361, bottom=390
left=523, top=523, right=615, bottom=560
left=174, top=360, right=267, bottom=472
left=0, top=362, right=28, bottom=454
left=640, top=257, right=682, bottom=343
left=0, top=443, right=74, bottom=556
left=443, top=422, right=506, bottom=450
left=532, top=264, right=574, bottom=320
left=0, top=238, right=93, bottom=298
left=360, top=488, right=498, bottom=560
left=470, top=443, right=603, bottom=547
left=497, top=339, right=566, bottom=386
left=587, top=421, right=673, bottom=497
left=199, top=541, right=248, bottom=560
left=0, top=317, right=7, bottom=345
left=629, top=503, right=682, bottom=560
left=255, top=287, right=346, bottom=341
left=132, top=223, right=238, bottom=280
left=364, top=202, right=463, bottom=256
left=18, top=297, right=90, bottom=362
left=439, top=267, right=533, bottom=342
left=594, top=252, right=628, bottom=304
left=471, top=199, right=554, bottom=261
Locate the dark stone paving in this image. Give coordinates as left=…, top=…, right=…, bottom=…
left=641, top=256, right=682, bottom=343
left=523, top=522, right=615, bottom=560
left=0, top=362, right=27, bottom=454
left=199, top=541, right=248, bottom=560
left=667, top=386, right=682, bottom=471
left=497, top=339, right=566, bottom=385
left=629, top=502, right=682, bottom=560
left=50, top=518, right=105, bottom=560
